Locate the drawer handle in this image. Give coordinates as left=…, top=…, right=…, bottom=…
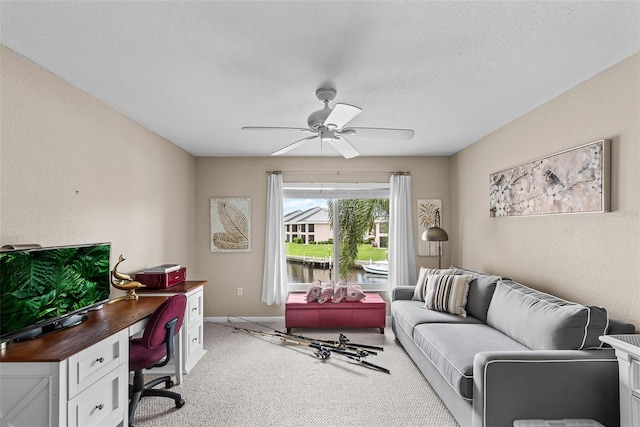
left=96, top=357, right=104, bottom=363
left=95, top=404, right=104, bottom=411
left=192, top=307, right=198, bottom=311
left=192, top=337, right=198, bottom=342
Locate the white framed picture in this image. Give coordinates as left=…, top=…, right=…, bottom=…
left=490, top=139, right=610, bottom=217
left=210, top=198, right=251, bottom=252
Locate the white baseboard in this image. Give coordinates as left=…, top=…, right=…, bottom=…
left=205, top=316, right=286, bottom=323
left=205, top=316, right=393, bottom=325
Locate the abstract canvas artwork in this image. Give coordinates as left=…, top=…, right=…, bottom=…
left=210, top=198, right=251, bottom=252
left=417, top=199, right=442, bottom=256
left=490, top=140, right=610, bottom=217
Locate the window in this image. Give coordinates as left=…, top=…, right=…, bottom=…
left=283, top=183, right=390, bottom=291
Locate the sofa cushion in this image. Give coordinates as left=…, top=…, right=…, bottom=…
left=451, top=266, right=502, bottom=322
left=412, top=267, right=454, bottom=301
left=391, top=300, right=482, bottom=339
left=413, top=323, right=528, bottom=400
left=425, top=274, right=472, bottom=317
left=486, top=280, right=609, bottom=350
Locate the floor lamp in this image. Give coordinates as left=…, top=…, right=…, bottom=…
left=422, top=226, right=449, bottom=269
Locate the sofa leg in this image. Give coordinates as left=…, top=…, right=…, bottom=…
left=286, top=328, right=291, bottom=334
left=379, top=328, right=384, bottom=334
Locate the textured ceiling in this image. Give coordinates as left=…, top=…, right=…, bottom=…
left=1, top=1, right=639, bottom=157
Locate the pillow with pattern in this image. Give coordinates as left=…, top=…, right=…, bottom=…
left=345, top=284, right=366, bottom=302
left=317, top=284, right=334, bottom=304
left=305, top=280, right=322, bottom=302
left=425, top=274, right=472, bottom=317
left=412, top=268, right=455, bottom=301
left=333, top=280, right=348, bottom=303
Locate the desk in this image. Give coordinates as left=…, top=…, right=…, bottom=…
left=136, top=280, right=207, bottom=382
left=0, top=297, right=168, bottom=427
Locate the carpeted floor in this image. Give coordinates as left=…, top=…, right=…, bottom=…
left=131, top=320, right=459, bottom=427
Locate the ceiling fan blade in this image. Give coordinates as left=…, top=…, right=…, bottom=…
left=344, top=127, right=415, bottom=140
left=330, top=136, right=360, bottom=159
left=242, top=126, right=313, bottom=133
left=323, top=103, right=362, bottom=130
left=271, top=135, right=319, bottom=156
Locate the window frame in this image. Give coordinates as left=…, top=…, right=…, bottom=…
left=284, top=182, right=390, bottom=292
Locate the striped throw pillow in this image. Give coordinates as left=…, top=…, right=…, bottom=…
left=412, top=268, right=455, bottom=301
left=425, top=275, right=472, bottom=317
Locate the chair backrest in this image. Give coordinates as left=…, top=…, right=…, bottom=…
left=141, top=294, right=187, bottom=349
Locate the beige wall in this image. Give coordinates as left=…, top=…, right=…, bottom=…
left=0, top=46, right=197, bottom=286
left=195, top=156, right=450, bottom=318
left=4, top=44, right=636, bottom=327
left=450, top=53, right=640, bottom=328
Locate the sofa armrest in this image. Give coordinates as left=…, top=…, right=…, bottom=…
left=473, top=349, right=619, bottom=427
left=391, top=286, right=415, bottom=301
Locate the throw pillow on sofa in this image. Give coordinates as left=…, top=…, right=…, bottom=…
left=305, top=280, right=322, bottom=302
left=424, top=274, right=472, bottom=317
left=413, top=267, right=455, bottom=301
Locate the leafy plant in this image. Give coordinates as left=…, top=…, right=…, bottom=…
left=0, top=244, right=110, bottom=337
left=328, top=199, right=389, bottom=279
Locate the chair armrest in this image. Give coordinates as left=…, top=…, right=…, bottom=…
left=392, top=286, right=415, bottom=301
left=472, top=349, right=620, bottom=427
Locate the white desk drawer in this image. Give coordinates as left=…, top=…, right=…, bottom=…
left=632, top=357, right=640, bottom=390
left=68, top=363, right=127, bottom=427
left=186, top=321, right=203, bottom=358
left=68, top=330, right=128, bottom=398
left=187, top=289, right=203, bottom=325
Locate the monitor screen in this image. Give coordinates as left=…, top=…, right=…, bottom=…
left=0, top=242, right=111, bottom=342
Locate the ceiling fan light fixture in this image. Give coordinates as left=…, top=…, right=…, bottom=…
left=243, top=86, right=414, bottom=159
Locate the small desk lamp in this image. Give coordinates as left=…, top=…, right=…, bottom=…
left=422, top=220, right=449, bottom=269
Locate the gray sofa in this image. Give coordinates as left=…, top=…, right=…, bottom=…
left=391, top=266, right=635, bottom=427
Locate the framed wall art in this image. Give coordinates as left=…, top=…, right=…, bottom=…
left=417, top=199, right=442, bottom=256
left=489, top=139, right=610, bottom=217
left=210, top=198, right=251, bottom=252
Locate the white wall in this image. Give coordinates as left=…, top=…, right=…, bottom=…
left=451, top=53, right=639, bottom=328
left=0, top=46, right=197, bottom=283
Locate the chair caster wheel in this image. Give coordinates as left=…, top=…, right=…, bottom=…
left=165, top=380, right=174, bottom=389
left=176, top=398, right=186, bottom=409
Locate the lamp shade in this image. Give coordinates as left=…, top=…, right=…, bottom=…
left=422, top=227, right=449, bottom=242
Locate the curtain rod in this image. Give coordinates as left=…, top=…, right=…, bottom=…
left=266, top=170, right=410, bottom=176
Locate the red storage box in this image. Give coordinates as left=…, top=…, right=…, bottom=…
left=136, top=268, right=186, bottom=289
left=285, top=292, right=386, bottom=334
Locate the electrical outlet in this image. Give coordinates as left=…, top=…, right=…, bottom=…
left=237, top=287, right=243, bottom=296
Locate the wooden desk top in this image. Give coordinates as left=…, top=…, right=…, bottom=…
left=0, top=296, right=168, bottom=363
left=136, top=280, right=206, bottom=294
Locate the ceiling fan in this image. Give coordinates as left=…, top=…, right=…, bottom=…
left=241, top=87, right=414, bottom=159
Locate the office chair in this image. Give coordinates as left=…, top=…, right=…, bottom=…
left=129, top=294, right=187, bottom=426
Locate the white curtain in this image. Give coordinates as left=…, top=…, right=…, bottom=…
left=388, top=174, right=416, bottom=290
left=261, top=173, right=288, bottom=305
